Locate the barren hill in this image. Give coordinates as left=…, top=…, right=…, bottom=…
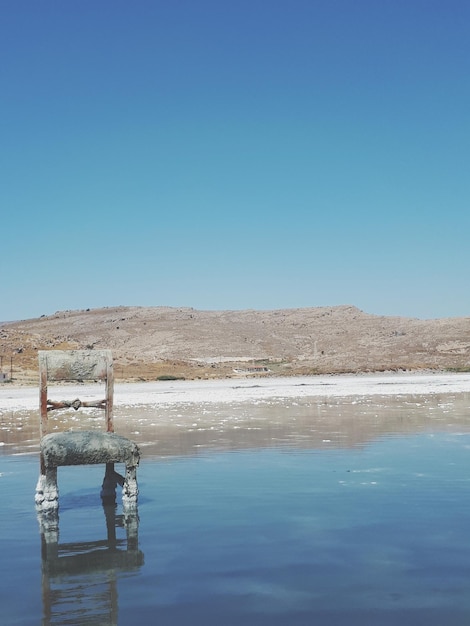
left=1, top=305, right=470, bottom=383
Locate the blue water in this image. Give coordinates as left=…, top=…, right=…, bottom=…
left=1, top=427, right=470, bottom=625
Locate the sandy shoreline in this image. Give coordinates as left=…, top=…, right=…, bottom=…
left=1, top=372, right=469, bottom=413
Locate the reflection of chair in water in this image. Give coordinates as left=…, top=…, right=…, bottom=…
left=35, top=350, right=140, bottom=511
left=38, top=501, right=144, bottom=626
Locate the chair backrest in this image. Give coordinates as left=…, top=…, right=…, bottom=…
left=39, top=350, right=114, bottom=437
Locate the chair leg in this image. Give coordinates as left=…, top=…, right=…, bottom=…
left=35, top=467, right=59, bottom=510
left=100, top=463, right=125, bottom=503
left=124, top=508, right=139, bottom=551
left=38, top=509, right=59, bottom=556
left=122, top=464, right=138, bottom=509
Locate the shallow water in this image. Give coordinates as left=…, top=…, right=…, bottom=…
left=1, top=393, right=470, bottom=625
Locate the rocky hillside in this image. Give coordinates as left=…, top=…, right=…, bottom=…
left=1, top=305, right=469, bottom=383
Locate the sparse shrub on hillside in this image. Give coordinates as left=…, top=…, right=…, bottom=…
left=156, top=375, right=186, bottom=381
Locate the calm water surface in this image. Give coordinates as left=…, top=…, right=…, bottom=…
left=1, top=393, right=470, bottom=625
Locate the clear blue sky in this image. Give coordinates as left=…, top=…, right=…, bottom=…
left=2, top=0, right=469, bottom=321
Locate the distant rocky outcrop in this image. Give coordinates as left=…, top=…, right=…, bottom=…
left=1, top=305, right=469, bottom=383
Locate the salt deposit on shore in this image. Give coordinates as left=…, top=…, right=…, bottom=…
left=1, top=372, right=469, bottom=413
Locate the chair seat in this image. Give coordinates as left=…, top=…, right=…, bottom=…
left=41, top=431, right=140, bottom=468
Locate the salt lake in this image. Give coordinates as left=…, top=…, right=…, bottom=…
left=1, top=373, right=470, bottom=625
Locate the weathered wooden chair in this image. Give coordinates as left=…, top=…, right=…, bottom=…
left=35, top=349, right=140, bottom=511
